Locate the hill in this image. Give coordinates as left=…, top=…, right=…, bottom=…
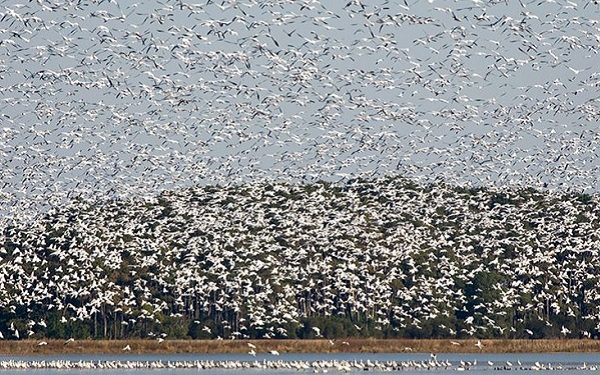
left=1, top=176, right=599, bottom=340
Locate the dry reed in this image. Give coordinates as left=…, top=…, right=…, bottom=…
left=1, top=339, right=599, bottom=356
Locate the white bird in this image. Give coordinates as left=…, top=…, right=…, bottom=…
left=269, top=350, right=280, bottom=356
left=525, top=329, right=534, bottom=336
left=475, top=340, right=483, bottom=350
left=122, top=344, right=131, bottom=351
left=312, top=326, right=321, bottom=337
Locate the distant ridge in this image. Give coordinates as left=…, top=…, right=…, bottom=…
left=0, top=176, right=599, bottom=340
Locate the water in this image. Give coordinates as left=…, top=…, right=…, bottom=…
left=0, top=352, right=599, bottom=374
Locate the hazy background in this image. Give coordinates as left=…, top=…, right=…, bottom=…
left=1, top=0, right=599, bottom=225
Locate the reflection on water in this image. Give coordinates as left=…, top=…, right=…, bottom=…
left=0, top=353, right=598, bottom=374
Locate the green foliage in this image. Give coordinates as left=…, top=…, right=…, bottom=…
left=160, top=315, right=189, bottom=339
left=64, top=320, right=92, bottom=340
left=45, top=312, right=67, bottom=339
left=296, top=316, right=358, bottom=339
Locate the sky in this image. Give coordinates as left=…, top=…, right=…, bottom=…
left=1, top=0, right=600, bottom=225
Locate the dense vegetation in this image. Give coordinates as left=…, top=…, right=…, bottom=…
left=1, top=176, right=599, bottom=340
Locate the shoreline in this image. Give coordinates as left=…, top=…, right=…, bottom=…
left=0, top=339, right=599, bottom=356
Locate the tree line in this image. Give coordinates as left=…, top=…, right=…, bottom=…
left=0, top=177, right=599, bottom=340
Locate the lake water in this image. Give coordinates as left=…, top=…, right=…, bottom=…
left=0, top=352, right=599, bottom=374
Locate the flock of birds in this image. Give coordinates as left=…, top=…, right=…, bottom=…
left=1, top=0, right=600, bottom=350
left=1, top=0, right=600, bottom=228
left=0, top=177, right=598, bottom=341
left=0, top=354, right=600, bottom=373
left=0, top=356, right=598, bottom=372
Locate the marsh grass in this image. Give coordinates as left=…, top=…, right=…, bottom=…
left=2, top=339, right=599, bottom=356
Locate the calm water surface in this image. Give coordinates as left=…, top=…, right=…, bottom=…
left=0, top=353, right=599, bottom=374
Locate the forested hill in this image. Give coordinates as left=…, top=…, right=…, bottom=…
left=1, top=176, right=599, bottom=340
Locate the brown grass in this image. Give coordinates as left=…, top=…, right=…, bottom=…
left=1, top=339, right=599, bottom=356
